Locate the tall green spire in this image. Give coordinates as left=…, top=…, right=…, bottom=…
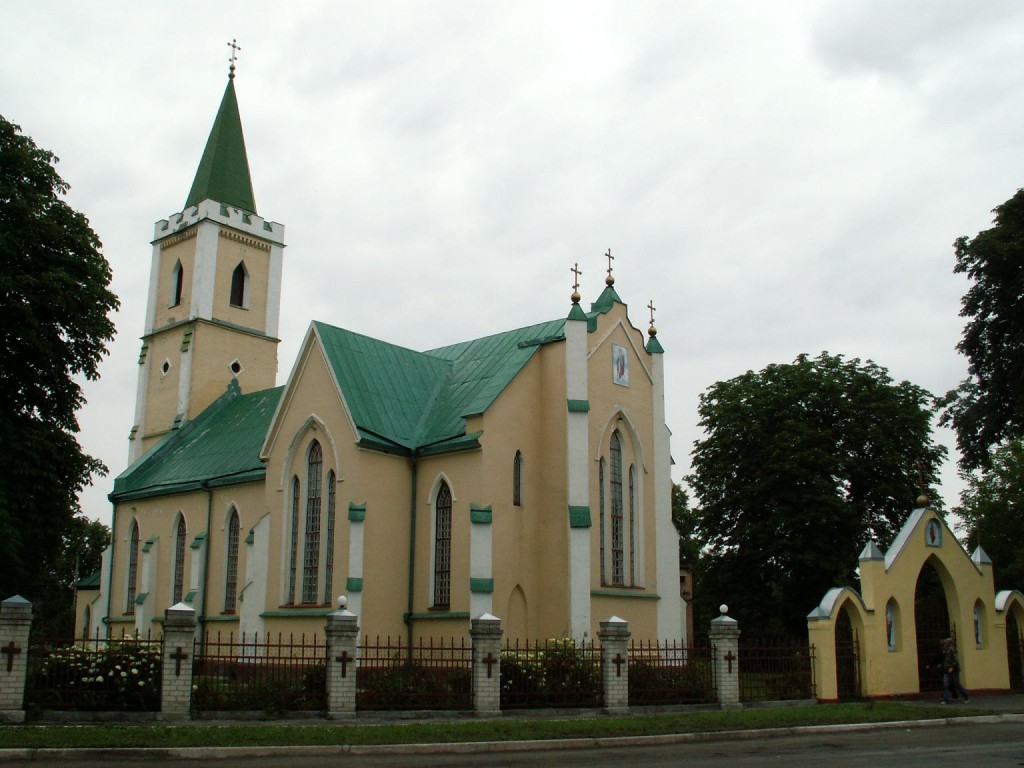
left=184, top=74, right=257, bottom=214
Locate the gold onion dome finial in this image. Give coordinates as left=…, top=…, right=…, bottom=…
left=605, top=247, right=615, bottom=285
left=227, top=38, right=242, bottom=80
left=647, top=299, right=657, bottom=337
left=570, top=262, right=583, bottom=304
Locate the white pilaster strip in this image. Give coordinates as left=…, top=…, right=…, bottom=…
left=565, top=309, right=591, bottom=641
left=266, top=242, right=284, bottom=338
left=470, top=506, right=494, bottom=619
left=240, top=515, right=269, bottom=642
left=144, top=242, right=162, bottom=334
left=651, top=351, right=684, bottom=642
left=346, top=504, right=366, bottom=620
left=176, top=343, right=193, bottom=423
left=191, top=220, right=219, bottom=320
left=137, top=538, right=158, bottom=636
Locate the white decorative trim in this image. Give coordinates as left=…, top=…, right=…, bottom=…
left=565, top=313, right=590, bottom=640
left=651, top=352, right=684, bottom=642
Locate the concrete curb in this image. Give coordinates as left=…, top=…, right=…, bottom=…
left=1, top=713, right=1022, bottom=761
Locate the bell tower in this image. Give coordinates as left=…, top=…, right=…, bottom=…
left=129, top=54, right=285, bottom=460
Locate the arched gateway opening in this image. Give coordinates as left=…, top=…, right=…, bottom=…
left=914, top=558, right=951, bottom=693
left=1008, top=611, right=1024, bottom=690
left=835, top=605, right=860, bottom=700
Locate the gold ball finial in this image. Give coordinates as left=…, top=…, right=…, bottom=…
left=916, top=493, right=929, bottom=508
left=648, top=323, right=657, bottom=337
left=571, top=289, right=581, bottom=304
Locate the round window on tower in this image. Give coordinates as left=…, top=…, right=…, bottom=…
left=230, top=360, right=243, bottom=376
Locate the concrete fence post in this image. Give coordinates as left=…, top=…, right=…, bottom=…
left=709, top=604, right=741, bottom=710
left=469, top=613, right=502, bottom=715
left=159, top=602, right=197, bottom=720
left=325, top=597, right=360, bottom=718
left=0, top=596, right=32, bottom=723
left=598, top=615, right=630, bottom=714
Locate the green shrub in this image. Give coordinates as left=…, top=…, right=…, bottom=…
left=356, top=663, right=472, bottom=710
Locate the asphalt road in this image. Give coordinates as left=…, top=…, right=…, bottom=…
left=6, top=720, right=1024, bottom=768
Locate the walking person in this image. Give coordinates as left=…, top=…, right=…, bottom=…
left=939, top=637, right=970, bottom=704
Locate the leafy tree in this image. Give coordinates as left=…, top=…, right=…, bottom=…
left=939, top=188, right=1024, bottom=472
left=687, top=352, right=946, bottom=637
left=0, top=115, right=118, bottom=605
left=955, top=440, right=1024, bottom=592
left=32, top=516, right=110, bottom=638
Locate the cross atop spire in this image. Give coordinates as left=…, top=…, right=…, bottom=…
left=605, top=248, right=615, bottom=286
left=647, top=299, right=657, bottom=337
left=227, top=39, right=242, bottom=79
left=570, top=262, right=583, bottom=303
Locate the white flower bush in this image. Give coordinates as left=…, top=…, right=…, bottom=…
left=30, top=637, right=162, bottom=711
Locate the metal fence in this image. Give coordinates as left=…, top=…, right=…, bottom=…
left=24, top=630, right=162, bottom=712
left=192, top=632, right=327, bottom=712
left=628, top=638, right=716, bottom=705
left=738, top=637, right=815, bottom=702
left=356, top=635, right=473, bottom=710
left=500, top=638, right=602, bottom=709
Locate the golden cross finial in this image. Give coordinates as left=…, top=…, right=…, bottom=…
left=647, top=299, right=658, bottom=337
left=604, top=248, right=615, bottom=286
left=227, top=39, right=242, bottom=78
left=570, top=263, right=583, bottom=304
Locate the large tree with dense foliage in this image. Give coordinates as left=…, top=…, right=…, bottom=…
left=954, top=439, right=1024, bottom=593
left=687, top=352, right=946, bottom=637
left=0, top=115, right=118, bottom=604
left=939, top=188, right=1024, bottom=472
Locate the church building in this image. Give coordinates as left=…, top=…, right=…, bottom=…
left=77, top=66, right=685, bottom=646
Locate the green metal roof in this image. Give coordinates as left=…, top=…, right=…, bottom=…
left=111, top=380, right=282, bottom=500
left=184, top=77, right=257, bottom=214
left=315, top=318, right=567, bottom=456
left=76, top=571, right=101, bottom=589
left=112, top=317, right=573, bottom=500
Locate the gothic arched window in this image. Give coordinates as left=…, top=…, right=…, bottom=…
left=126, top=520, right=140, bottom=614
left=224, top=507, right=240, bottom=613
left=288, top=476, right=299, bottom=603
left=171, top=260, right=184, bottom=306
left=513, top=451, right=523, bottom=506
left=323, top=470, right=337, bottom=605
left=433, top=481, right=453, bottom=608
left=302, top=441, right=323, bottom=603
left=629, top=464, right=637, bottom=585
left=172, top=516, right=187, bottom=605
left=609, top=430, right=624, bottom=586
left=599, top=458, right=607, bottom=585
left=229, top=261, right=248, bottom=308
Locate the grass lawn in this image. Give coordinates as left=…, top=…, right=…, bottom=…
left=0, top=702, right=987, bottom=750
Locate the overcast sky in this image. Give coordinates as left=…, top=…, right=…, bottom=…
left=4, top=2, right=1023, bottom=528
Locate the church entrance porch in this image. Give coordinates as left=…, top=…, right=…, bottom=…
left=914, top=558, right=951, bottom=693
